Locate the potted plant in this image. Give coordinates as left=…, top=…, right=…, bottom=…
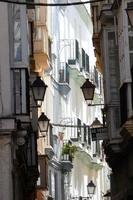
left=62, top=142, right=77, bottom=161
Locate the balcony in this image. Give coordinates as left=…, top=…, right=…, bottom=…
left=60, top=142, right=75, bottom=172
left=99, top=4, right=113, bottom=24
left=120, top=118, right=133, bottom=140
left=92, top=34, right=103, bottom=73
left=58, top=62, right=71, bottom=95
left=37, top=155, right=49, bottom=190
left=33, top=26, right=49, bottom=75
left=60, top=39, right=80, bottom=71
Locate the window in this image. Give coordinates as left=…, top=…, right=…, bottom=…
left=14, top=6, right=22, bottom=61
left=85, top=54, right=90, bottom=73
left=94, top=67, right=99, bottom=87
left=75, top=39, right=79, bottom=60
left=37, top=155, right=49, bottom=190
left=83, top=124, right=87, bottom=143
left=131, top=67, right=133, bottom=109
left=68, top=39, right=79, bottom=64
left=54, top=173, right=58, bottom=200
left=59, top=62, right=69, bottom=84
left=28, top=22, right=34, bottom=56
left=12, top=68, right=30, bottom=115
left=82, top=48, right=85, bottom=69
left=27, top=132, right=37, bottom=166
left=128, top=16, right=133, bottom=68
left=129, top=35, right=133, bottom=68
left=88, top=127, right=91, bottom=145
left=120, top=83, right=128, bottom=125
left=77, top=118, right=81, bottom=140
left=49, top=124, right=53, bottom=147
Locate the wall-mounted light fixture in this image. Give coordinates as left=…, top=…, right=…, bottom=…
left=81, top=79, right=104, bottom=107
left=87, top=180, right=96, bottom=199
left=38, top=112, right=50, bottom=135
left=81, top=79, right=95, bottom=104
left=71, top=180, right=96, bottom=200
left=31, top=76, right=47, bottom=107
left=126, top=2, right=133, bottom=27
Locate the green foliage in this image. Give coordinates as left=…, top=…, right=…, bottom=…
left=62, top=142, right=77, bottom=158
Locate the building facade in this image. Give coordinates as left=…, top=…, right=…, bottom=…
left=0, top=1, right=39, bottom=200
left=38, top=0, right=111, bottom=200
left=0, top=0, right=111, bottom=200
left=91, top=0, right=133, bottom=199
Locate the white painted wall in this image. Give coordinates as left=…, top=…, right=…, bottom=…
left=46, top=1, right=109, bottom=200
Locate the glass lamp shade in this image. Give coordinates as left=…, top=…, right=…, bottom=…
left=81, top=79, right=95, bottom=101
left=126, top=3, right=133, bottom=27
left=38, top=112, right=50, bottom=133
left=31, top=76, right=47, bottom=106
left=90, top=118, right=102, bottom=128
left=87, top=180, right=96, bottom=197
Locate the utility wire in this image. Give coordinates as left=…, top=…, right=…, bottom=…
left=52, top=123, right=90, bottom=128
left=0, top=0, right=106, bottom=6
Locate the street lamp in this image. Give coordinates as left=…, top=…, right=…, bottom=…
left=81, top=79, right=95, bottom=103
left=81, top=79, right=104, bottom=106
left=126, top=2, right=133, bottom=27
left=31, top=76, right=47, bottom=107
left=71, top=181, right=96, bottom=200
left=90, top=118, right=102, bottom=128
left=87, top=180, right=96, bottom=199
left=38, top=112, right=50, bottom=135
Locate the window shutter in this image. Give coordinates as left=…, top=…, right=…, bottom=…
left=75, top=40, right=79, bottom=60
left=83, top=124, right=87, bottom=143
left=88, top=127, right=91, bottom=145
left=49, top=125, right=53, bottom=147
left=12, top=68, right=30, bottom=115
left=94, top=67, right=98, bottom=87
left=85, top=54, right=90, bottom=73
left=82, top=48, right=85, bottom=69
left=77, top=118, right=81, bottom=139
